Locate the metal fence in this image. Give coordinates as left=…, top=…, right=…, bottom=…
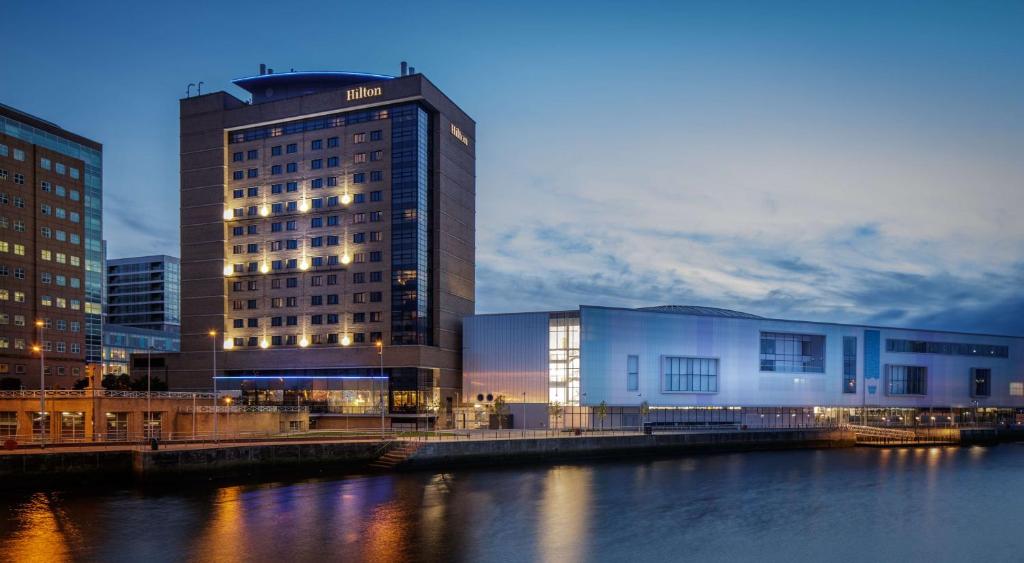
left=0, top=390, right=216, bottom=400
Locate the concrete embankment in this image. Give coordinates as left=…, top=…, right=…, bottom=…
left=132, top=441, right=382, bottom=479
left=400, top=428, right=857, bottom=470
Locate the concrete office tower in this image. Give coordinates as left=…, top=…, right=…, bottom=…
left=106, top=255, right=181, bottom=332
left=174, top=66, right=474, bottom=425
left=0, top=104, right=103, bottom=388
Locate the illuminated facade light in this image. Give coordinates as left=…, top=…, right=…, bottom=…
left=223, top=209, right=234, bottom=221
left=223, top=339, right=234, bottom=350
left=259, top=204, right=270, bottom=217
left=259, top=338, right=269, bottom=349
left=299, top=336, right=309, bottom=348
left=298, top=258, right=310, bottom=271
left=340, top=193, right=352, bottom=205
left=340, top=253, right=351, bottom=265
left=298, top=198, right=309, bottom=212
left=340, top=334, right=351, bottom=346
left=259, top=262, right=270, bottom=274
left=223, top=265, right=234, bottom=276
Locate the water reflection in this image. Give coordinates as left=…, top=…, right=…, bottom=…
left=1, top=446, right=1024, bottom=562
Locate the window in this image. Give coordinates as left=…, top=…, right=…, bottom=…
left=627, top=355, right=639, bottom=391
left=327, top=137, right=339, bottom=148
left=327, top=156, right=339, bottom=168
left=843, top=336, right=857, bottom=393
left=1011, top=382, right=1024, bottom=396
left=247, top=168, right=258, bottom=178
left=354, top=153, right=368, bottom=164
left=311, top=139, right=322, bottom=150
left=286, top=163, right=297, bottom=173
left=370, top=150, right=383, bottom=161
left=247, top=149, right=258, bottom=160
left=353, top=173, right=365, bottom=184
left=971, top=368, right=991, bottom=397
left=370, top=171, right=383, bottom=182
left=760, top=332, right=825, bottom=373
left=663, top=357, right=718, bottom=393
left=271, top=145, right=282, bottom=156
left=370, top=130, right=382, bottom=141
left=271, top=164, right=282, bottom=175
left=311, top=159, right=322, bottom=170
left=886, top=365, right=927, bottom=395
left=233, top=171, right=244, bottom=180
left=353, top=133, right=366, bottom=143
left=886, top=339, right=1008, bottom=358
left=286, top=143, right=297, bottom=153
left=232, top=152, right=243, bottom=162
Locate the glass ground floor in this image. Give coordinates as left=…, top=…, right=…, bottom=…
left=216, top=367, right=442, bottom=415
left=455, top=404, right=1024, bottom=430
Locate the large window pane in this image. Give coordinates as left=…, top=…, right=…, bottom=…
left=663, top=356, right=719, bottom=393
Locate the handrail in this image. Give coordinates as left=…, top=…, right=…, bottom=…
left=0, top=390, right=215, bottom=399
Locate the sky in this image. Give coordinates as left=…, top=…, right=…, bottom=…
left=2, top=0, right=1023, bottom=334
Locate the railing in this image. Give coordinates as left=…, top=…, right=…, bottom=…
left=0, top=390, right=216, bottom=400
left=180, top=405, right=308, bottom=414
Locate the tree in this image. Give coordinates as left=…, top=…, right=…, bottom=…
left=102, top=374, right=131, bottom=390
left=490, top=395, right=509, bottom=429
left=549, top=401, right=564, bottom=429
left=597, top=401, right=608, bottom=430
left=72, top=377, right=90, bottom=390
left=640, top=400, right=650, bottom=433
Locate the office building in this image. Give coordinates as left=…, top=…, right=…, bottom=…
left=106, top=255, right=180, bottom=332
left=101, top=324, right=180, bottom=376
left=171, top=64, right=475, bottom=426
left=462, top=306, right=1024, bottom=428
left=0, top=104, right=102, bottom=388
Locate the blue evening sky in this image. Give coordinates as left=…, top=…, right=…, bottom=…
left=2, top=0, right=1022, bottom=333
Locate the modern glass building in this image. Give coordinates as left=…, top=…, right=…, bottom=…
left=101, top=323, right=180, bottom=376
left=169, top=64, right=475, bottom=428
left=106, top=255, right=180, bottom=332
left=463, top=306, right=1024, bottom=429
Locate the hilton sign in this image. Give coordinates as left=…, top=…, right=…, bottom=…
left=346, top=86, right=383, bottom=102
left=450, top=123, right=470, bottom=146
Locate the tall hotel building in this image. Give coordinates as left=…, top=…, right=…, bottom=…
left=0, top=104, right=103, bottom=388
left=174, top=66, right=474, bottom=422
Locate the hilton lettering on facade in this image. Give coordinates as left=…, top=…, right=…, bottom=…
left=346, top=85, right=383, bottom=101
left=450, top=123, right=470, bottom=146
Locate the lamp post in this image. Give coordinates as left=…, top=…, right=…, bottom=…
left=522, top=391, right=527, bottom=437
left=209, top=330, right=218, bottom=442
left=35, top=320, right=45, bottom=447
left=376, top=340, right=384, bottom=438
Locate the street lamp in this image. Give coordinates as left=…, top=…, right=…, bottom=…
left=35, top=320, right=45, bottom=447
left=209, top=330, right=218, bottom=442
left=376, top=340, right=384, bottom=438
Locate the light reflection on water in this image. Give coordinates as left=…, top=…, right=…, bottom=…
left=1, top=445, right=1023, bottom=562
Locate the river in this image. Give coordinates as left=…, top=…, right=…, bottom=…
left=2, top=444, right=1023, bottom=562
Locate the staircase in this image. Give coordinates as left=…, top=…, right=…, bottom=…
left=368, top=441, right=423, bottom=470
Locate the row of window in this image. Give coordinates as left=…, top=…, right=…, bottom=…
left=233, top=185, right=382, bottom=199
left=0, top=144, right=25, bottom=161
left=230, top=272, right=383, bottom=291
left=231, top=310, right=385, bottom=328
left=0, top=192, right=26, bottom=207
left=0, top=216, right=25, bottom=232
left=229, top=199, right=383, bottom=219
left=231, top=233, right=382, bottom=253
left=0, top=289, right=26, bottom=302
left=230, top=211, right=383, bottom=233
left=230, top=131, right=383, bottom=161
left=0, top=314, right=79, bottom=332
left=0, top=364, right=81, bottom=376
left=40, top=249, right=82, bottom=267
left=40, top=181, right=81, bottom=201
left=40, top=295, right=82, bottom=310
left=228, top=251, right=383, bottom=274
left=228, top=108, right=389, bottom=144
left=0, top=337, right=80, bottom=353
left=38, top=157, right=81, bottom=179
left=0, top=241, right=25, bottom=256
left=886, top=338, right=1009, bottom=358
left=228, top=331, right=383, bottom=347
left=40, top=226, right=81, bottom=245
left=40, top=204, right=81, bottom=223
left=0, top=169, right=25, bottom=184
left=230, top=291, right=383, bottom=309
left=233, top=167, right=384, bottom=181
left=40, top=272, right=82, bottom=288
